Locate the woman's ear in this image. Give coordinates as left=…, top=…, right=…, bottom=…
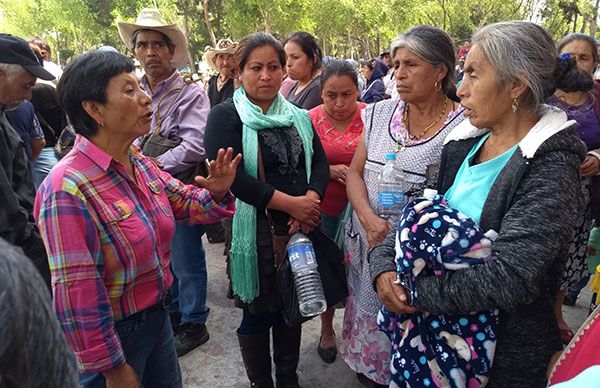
left=81, top=100, right=104, bottom=128
left=509, top=80, right=529, bottom=102
left=436, top=64, right=448, bottom=84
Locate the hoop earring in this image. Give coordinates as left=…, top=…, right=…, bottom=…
left=511, top=99, right=519, bottom=113
left=434, top=81, right=442, bottom=91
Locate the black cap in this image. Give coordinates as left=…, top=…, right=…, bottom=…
left=0, top=34, right=55, bottom=81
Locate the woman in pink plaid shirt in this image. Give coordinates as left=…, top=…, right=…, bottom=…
left=34, top=50, right=240, bottom=388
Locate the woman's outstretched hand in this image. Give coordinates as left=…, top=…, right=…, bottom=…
left=195, top=147, right=242, bottom=203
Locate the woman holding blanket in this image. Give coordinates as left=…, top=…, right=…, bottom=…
left=341, top=26, right=463, bottom=388
left=204, top=33, right=329, bottom=388
left=371, top=21, right=587, bottom=386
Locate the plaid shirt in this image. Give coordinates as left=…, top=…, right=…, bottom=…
left=34, top=135, right=234, bottom=373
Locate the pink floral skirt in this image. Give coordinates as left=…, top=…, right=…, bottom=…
left=339, top=285, right=391, bottom=385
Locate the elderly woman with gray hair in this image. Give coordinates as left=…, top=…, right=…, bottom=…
left=371, top=21, right=587, bottom=386
left=340, top=26, right=465, bottom=387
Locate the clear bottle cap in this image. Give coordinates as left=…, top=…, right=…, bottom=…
left=385, top=153, right=396, bottom=160
left=423, top=188, right=438, bottom=200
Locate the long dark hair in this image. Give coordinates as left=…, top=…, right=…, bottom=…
left=283, top=31, right=323, bottom=75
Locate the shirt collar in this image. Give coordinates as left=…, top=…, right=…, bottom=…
left=140, top=69, right=181, bottom=97
left=74, top=135, right=144, bottom=172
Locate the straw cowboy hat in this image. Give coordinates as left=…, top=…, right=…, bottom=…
left=117, top=8, right=188, bottom=69
left=204, top=38, right=239, bottom=71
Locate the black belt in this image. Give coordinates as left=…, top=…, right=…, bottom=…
left=118, top=290, right=172, bottom=323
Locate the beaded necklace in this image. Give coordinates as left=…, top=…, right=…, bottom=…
left=396, top=98, right=449, bottom=152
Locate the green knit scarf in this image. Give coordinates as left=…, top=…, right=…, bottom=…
left=231, top=87, right=314, bottom=302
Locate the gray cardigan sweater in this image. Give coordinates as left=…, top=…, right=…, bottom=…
left=369, top=107, right=586, bottom=387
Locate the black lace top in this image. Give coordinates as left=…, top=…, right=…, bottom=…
left=203, top=100, right=329, bottom=226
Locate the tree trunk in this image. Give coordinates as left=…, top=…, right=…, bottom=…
left=260, top=6, right=271, bottom=33
left=178, top=2, right=195, bottom=73
left=580, top=14, right=588, bottom=33
left=591, top=0, right=600, bottom=36
left=375, top=27, right=380, bottom=57
left=203, top=0, right=217, bottom=46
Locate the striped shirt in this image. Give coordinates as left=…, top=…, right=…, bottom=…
left=34, top=135, right=234, bottom=373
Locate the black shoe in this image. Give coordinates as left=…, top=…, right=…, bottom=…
left=317, top=336, right=337, bottom=364
left=175, top=323, right=209, bottom=357
left=169, top=312, right=182, bottom=335
left=563, top=293, right=578, bottom=306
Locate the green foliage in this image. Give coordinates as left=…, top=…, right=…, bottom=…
left=1, top=0, right=598, bottom=68
left=538, top=0, right=600, bottom=38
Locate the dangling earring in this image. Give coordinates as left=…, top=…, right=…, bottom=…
left=434, top=81, right=442, bottom=91
left=511, top=99, right=519, bottom=113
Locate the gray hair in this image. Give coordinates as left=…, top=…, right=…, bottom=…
left=390, top=26, right=456, bottom=94
left=0, top=63, right=25, bottom=82
left=557, top=32, right=599, bottom=64
left=472, top=21, right=557, bottom=110
left=0, top=238, right=79, bottom=388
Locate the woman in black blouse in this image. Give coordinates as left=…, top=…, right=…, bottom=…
left=284, top=31, right=324, bottom=110
left=204, top=32, right=329, bottom=388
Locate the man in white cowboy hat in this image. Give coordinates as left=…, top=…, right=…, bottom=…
left=204, top=38, right=238, bottom=108
left=118, top=8, right=213, bottom=357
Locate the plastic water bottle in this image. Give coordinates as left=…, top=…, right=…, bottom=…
left=286, top=233, right=327, bottom=317
left=377, top=153, right=407, bottom=216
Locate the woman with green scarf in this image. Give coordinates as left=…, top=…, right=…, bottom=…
left=204, top=33, right=329, bottom=388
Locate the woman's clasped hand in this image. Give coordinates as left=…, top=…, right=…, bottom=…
left=375, top=271, right=417, bottom=315
left=287, top=190, right=321, bottom=235
left=329, top=164, right=349, bottom=185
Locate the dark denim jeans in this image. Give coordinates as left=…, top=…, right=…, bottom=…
left=168, top=223, right=209, bottom=324
left=80, top=307, right=182, bottom=387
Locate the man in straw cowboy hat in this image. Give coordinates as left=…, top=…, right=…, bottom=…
left=118, top=8, right=213, bottom=358
left=204, top=38, right=238, bottom=108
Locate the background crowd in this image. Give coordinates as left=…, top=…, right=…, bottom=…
left=2, top=6, right=600, bottom=388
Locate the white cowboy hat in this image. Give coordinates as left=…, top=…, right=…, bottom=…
left=117, top=8, right=188, bottom=69
left=204, top=38, right=239, bottom=71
